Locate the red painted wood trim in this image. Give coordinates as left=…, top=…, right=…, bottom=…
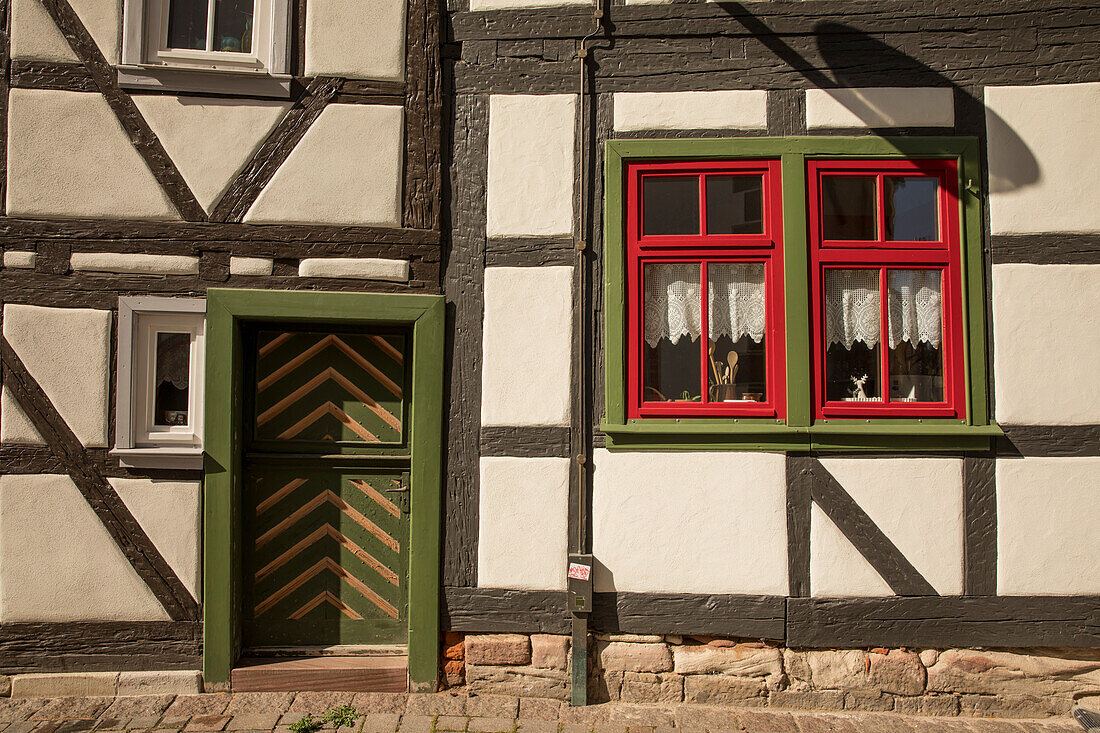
left=625, top=160, right=786, bottom=419
left=807, top=159, right=965, bottom=420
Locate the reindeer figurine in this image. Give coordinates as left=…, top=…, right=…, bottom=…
left=850, top=373, right=870, bottom=400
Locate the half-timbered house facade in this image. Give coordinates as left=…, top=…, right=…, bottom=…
left=0, top=0, right=1097, bottom=715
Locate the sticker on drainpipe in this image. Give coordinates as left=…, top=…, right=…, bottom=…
left=568, top=563, right=591, bottom=581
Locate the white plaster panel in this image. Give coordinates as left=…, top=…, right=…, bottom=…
left=245, top=104, right=403, bottom=226
left=486, top=95, right=575, bottom=237
left=481, top=266, right=573, bottom=427
left=1, top=305, right=111, bottom=447
left=812, top=457, right=965, bottom=596
left=0, top=474, right=170, bottom=621
left=986, top=83, right=1100, bottom=234
left=133, top=96, right=291, bottom=214
left=11, top=0, right=120, bottom=63
left=70, top=252, right=199, bottom=275
left=477, top=457, right=569, bottom=589
left=298, top=258, right=409, bottom=282
left=3, top=251, right=36, bottom=269
left=810, top=504, right=892, bottom=597
left=111, top=478, right=201, bottom=601
left=304, top=0, right=405, bottom=81
left=997, top=456, right=1100, bottom=595
left=992, top=264, right=1100, bottom=424
left=7, top=89, right=178, bottom=220
left=230, top=257, right=274, bottom=276
left=591, top=450, right=788, bottom=594
left=613, top=91, right=768, bottom=131
left=805, top=87, right=954, bottom=129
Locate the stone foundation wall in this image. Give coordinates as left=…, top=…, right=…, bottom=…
left=444, top=633, right=1100, bottom=719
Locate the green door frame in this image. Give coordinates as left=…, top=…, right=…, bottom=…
left=202, top=288, right=444, bottom=692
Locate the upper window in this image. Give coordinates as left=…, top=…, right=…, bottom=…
left=112, top=297, right=206, bottom=469
left=808, top=160, right=965, bottom=419
left=603, top=137, right=993, bottom=450
left=122, top=0, right=289, bottom=75
left=626, top=161, right=785, bottom=419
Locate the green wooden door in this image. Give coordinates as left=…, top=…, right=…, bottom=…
left=242, top=327, right=410, bottom=647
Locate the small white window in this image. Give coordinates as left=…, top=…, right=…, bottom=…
left=120, top=0, right=290, bottom=95
left=113, top=297, right=206, bottom=469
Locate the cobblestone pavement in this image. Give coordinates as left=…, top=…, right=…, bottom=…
left=0, top=692, right=1084, bottom=733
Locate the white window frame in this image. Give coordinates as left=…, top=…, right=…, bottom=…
left=112, top=297, right=207, bottom=469
left=120, top=0, right=291, bottom=96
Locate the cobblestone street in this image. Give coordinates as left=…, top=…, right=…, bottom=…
left=0, top=692, right=1084, bottom=733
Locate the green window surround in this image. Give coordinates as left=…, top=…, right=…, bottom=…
left=602, top=136, right=1000, bottom=452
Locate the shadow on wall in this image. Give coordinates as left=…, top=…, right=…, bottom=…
left=712, top=7, right=1040, bottom=194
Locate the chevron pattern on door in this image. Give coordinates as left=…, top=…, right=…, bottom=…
left=244, top=467, right=410, bottom=646
left=253, top=330, right=406, bottom=445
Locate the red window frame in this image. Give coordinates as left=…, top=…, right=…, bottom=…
left=625, top=160, right=786, bottom=419
left=808, top=159, right=966, bottom=420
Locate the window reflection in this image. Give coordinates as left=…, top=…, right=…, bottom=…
left=213, top=0, right=254, bottom=53
left=643, top=176, right=700, bottom=236
left=706, top=175, right=763, bottom=235
left=167, top=0, right=207, bottom=50
left=885, top=177, right=938, bottom=242
left=821, top=176, right=877, bottom=240
left=154, top=332, right=190, bottom=426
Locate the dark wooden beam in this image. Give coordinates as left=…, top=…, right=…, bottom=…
left=402, top=0, right=443, bottom=230
left=998, top=425, right=1100, bottom=457
left=485, top=236, right=576, bottom=267
left=10, top=59, right=95, bottom=92
left=0, top=621, right=201, bottom=674
left=787, top=596, right=1100, bottom=648
left=443, top=587, right=569, bottom=633
left=784, top=454, right=812, bottom=598
left=0, top=338, right=200, bottom=621
left=38, top=0, right=206, bottom=221
left=480, top=425, right=571, bottom=458
left=962, top=453, right=997, bottom=596
left=806, top=459, right=938, bottom=597
left=992, top=234, right=1100, bottom=265
left=593, top=592, right=786, bottom=640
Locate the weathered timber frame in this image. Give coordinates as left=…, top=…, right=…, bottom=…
left=603, top=136, right=998, bottom=451
left=203, top=289, right=444, bottom=690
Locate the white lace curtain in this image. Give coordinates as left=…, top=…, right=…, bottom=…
left=824, top=269, right=942, bottom=350
left=643, top=263, right=766, bottom=348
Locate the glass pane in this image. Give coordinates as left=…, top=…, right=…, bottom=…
left=824, top=269, right=881, bottom=402
left=166, top=0, right=208, bottom=50
left=888, top=270, right=944, bottom=401
left=154, top=332, right=191, bottom=426
left=706, top=175, right=764, bottom=235
left=707, top=263, right=766, bottom=402
left=213, top=0, right=254, bottom=53
left=821, top=176, right=877, bottom=240
left=643, top=176, right=700, bottom=236
left=643, top=263, right=701, bottom=402
left=885, top=177, right=939, bottom=241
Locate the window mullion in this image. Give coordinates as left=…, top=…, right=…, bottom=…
left=700, top=260, right=710, bottom=404
left=205, top=0, right=216, bottom=51
left=879, top=265, right=890, bottom=405
left=782, top=153, right=811, bottom=427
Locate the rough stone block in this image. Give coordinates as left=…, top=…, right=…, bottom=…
left=530, top=635, right=569, bottom=670
left=733, top=710, right=800, bottom=733
left=517, top=697, right=562, bottom=720
left=117, top=671, right=203, bottom=696
left=595, top=634, right=664, bottom=644
left=468, top=717, right=513, bottom=733
left=403, top=694, right=466, bottom=716
left=466, top=695, right=518, bottom=718
left=0, top=674, right=11, bottom=696
left=30, top=697, right=113, bottom=720
left=165, top=695, right=232, bottom=717
left=673, top=704, right=737, bottom=729
left=768, top=689, right=845, bottom=712
left=224, top=714, right=281, bottom=731
left=397, top=714, right=433, bottom=733
left=466, top=634, right=532, bottom=666
left=804, top=650, right=868, bottom=691
left=608, top=704, right=675, bottom=727
left=465, top=665, right=568, bottom=700
left=361, top=713, right=401, bottom=733
left=587, top=670, right=623, bottom=704
left=619, top=672, right=683, bottom=704
left=350, top=693, right=406, bottom=715
left=842, top=692, right=894, bottom=712
left=918, top=649, right=940, bottom=668
left=102, top=695, right=176, bottom=720
left=682, top=674, right=764, bottom=704
left=867, top=650, right=925, bottom=696
left=517, top=721, right=558, bottom=733
left=598, top=641, right=673, bottom=673
left=893, top=694, right=959, bottom=717
left=927, top=649, right=1100, bottom=698
left=672, top=644, right=782, bottom=682
left=959, top=693, right=1071, bottom=718
left=434, top=715, right=468, bottom=732
left=11, top=673, right=117, bottom=698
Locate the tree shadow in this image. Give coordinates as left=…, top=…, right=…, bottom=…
left=712, top=5, right=1039, bottom=193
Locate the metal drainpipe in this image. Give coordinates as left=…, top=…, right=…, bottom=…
left=570, top=8, right=604, bottom=708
